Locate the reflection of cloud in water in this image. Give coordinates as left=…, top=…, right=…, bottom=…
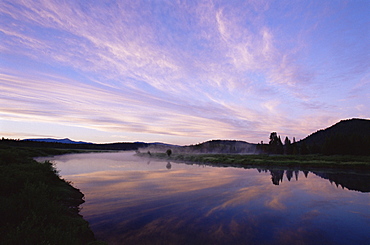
left=76, top=168, right=357, bottom=244
left=275, top=226, right=330, bottom=245
left=70, top=169, right=240, bottom=219
left=206, top=188, right=261, bottom=214
left=50, top=153, right=369, bottom=244
left=301, top=209, right=321, bottom=221
left=265, top=195, right=287, bottom=210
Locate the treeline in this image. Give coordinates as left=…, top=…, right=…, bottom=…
left=257, top=131, right=370, bottom=156
left=0, top=137, right=148, bottom=151
left=2, top=118, right=368, bottom=155
left=181, top=140, right=257, bottom=154
left=257, top=132, right=299, bottom=155
left=257, top=119, right=370, bottom=156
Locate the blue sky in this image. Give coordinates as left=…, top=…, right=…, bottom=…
left=1, top=0, right=369, bottom=145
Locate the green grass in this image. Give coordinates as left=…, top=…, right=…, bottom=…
left=0, top=145, right=104, bottom=244
left=139, top=152, right=370, bottom=171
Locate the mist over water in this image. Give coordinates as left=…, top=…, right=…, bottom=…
left=37, top=152, right=370, bottom=245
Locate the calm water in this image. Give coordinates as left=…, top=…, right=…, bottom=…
left=37, top=152, right=370, bottom=245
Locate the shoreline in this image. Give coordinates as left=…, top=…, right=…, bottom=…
left=138, top=152, right=370, bottom=173
left=0, top=146, right=103, bottom=244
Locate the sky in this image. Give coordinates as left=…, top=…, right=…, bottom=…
left=1, top=0, right=369, bottom=145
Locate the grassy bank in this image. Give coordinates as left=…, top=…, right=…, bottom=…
left=0, top=145, right=103, bottom=244
left=140, top=152, right=370, bottom=171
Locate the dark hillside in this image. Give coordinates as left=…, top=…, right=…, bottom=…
left=2, top=138, right=149, bottom=151
left=181, top=140, right=257, bottom=153
left=297, top=118, right=370, bottom=155
left=24, top=138, right=93, bottom=144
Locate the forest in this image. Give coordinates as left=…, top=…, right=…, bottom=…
left=258, top=118, right=370, bottom=156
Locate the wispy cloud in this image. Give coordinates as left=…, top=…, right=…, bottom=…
left=1, top=0, right=369, bottom=143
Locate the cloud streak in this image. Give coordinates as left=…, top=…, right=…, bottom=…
left=1, top=0, right=369, bottom=144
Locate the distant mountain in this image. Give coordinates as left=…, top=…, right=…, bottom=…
left=140, top=140, right=257, bottom=154
left=181, top=140, right=257, bottom=153
left=148, top=142, right=178, bottom=147
left=138, top=142, right=180, bottom=153
left=297, top=118, right=370, bottom=155
left=23, top=138, right=93, bottom=144
left=9, top=138, right=148, bottom=150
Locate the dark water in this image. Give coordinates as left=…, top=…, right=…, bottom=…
left=37, top=152, right=370, bottom=245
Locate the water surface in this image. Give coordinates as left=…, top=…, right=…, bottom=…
left=37, top=152, right=370, bottom=245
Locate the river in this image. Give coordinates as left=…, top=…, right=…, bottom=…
left=36, top=151, right=370, bottom=245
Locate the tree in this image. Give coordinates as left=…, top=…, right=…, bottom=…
left=284, top=136, right=292, bottom=155
left=277, top=136, right=283, bottom=154
left=166, top=149, right=172, bottom=157
left=269, top=132, right=278, bottom=145
left=292, top=137, right=298, bottom=155
left=269, top=132, right=283, bottom=154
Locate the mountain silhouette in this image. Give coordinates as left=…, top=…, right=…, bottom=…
left=297, top=118, right=370, bottom=155
left=181, top=140, right=257, bottom=153
left=24, top=138, right=93, bottom=144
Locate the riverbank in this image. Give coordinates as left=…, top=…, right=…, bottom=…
left=139, top=152, right=370, bottom=172
left=0, top=145, right=104, bottom=244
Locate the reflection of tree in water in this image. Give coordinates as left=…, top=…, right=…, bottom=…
left=257, top=169, right=310, bottom=185
left=303, top=170, right=309, bottom=178
left=270, top=170, right=285, bottom=185
left=166, top=162, right=172, bottom=170
left=286, top=170, right=293, bottom=181
left=294, top=170, right=299, bottom=181
left=256, top=168, right=369, bottom=192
